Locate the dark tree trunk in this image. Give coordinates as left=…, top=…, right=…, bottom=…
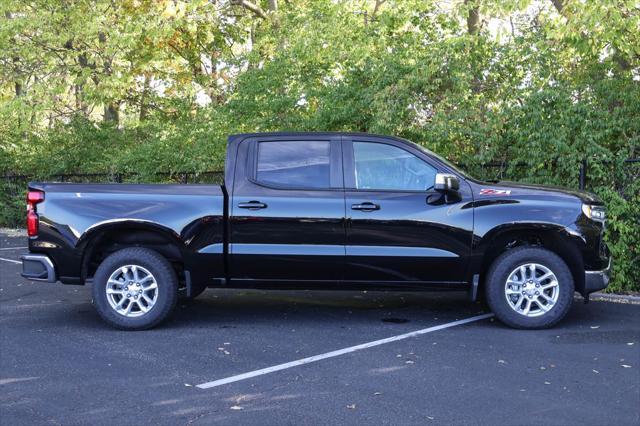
left=551, top=0, right=564, bottom=14
left=6, top=12, right=23, bottom=98
left=465, top=0, right=480, bottom=34
left=139, top=74, right=150, bottom=121
left=98, top=32, right=119, bottom=125
left=104, top=103, right=119, bottom=123
left=14, top=81, right=22, bottom=97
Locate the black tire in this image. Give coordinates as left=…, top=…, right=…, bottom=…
left=485, top=246, right=574, bottom=329
left=92, top=247, right=178, bottom=330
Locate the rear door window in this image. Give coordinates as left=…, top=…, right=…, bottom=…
left=256, top=141, right=331, bottom=189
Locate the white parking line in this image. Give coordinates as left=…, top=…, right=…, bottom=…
left=0, top=257, right=21, bottom=264
left=0, top=247, right=27, bottom=251
left=196, top=312, right=494, bottom=390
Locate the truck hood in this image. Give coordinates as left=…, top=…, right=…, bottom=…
left=483, top=181, right=603, bottom=204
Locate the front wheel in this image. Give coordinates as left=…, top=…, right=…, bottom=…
left=485, top=247, right=574, bottom=329
left=92, top=248, right=178, bottom=330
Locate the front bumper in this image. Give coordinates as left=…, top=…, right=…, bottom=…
left=584, top=256, right=611, bottom=294
left=21, top=254, right=57, bottom=283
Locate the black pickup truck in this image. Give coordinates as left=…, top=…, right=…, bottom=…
left=21, top=132, right=611, bottom=330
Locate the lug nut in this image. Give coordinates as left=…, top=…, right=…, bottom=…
left=528, top=295, right=532, bottom=299
left=535, top=283, right=540, bottom=288
left=126, top=293, right=131, bottom=298
left=522, top=291, right=526, bottom=295
left=535, top=291, right=540, bottom=295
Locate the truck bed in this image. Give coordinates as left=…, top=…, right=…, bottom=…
left=27, top=183, right=226, bottom=283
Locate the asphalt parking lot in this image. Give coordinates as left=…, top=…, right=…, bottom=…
left=1, top=231, right=639, bottom=426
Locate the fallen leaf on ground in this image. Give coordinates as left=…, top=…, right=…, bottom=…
left=621, top=365, right=632, bottom=368
left=347, top=404, right=356, bottom=409
left=230, top=406, right=243, bottom=410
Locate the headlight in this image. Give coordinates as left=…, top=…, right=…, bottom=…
left=582, top=204, right=606, bottom=221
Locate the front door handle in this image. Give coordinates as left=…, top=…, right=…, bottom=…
left=351, top=202, right=380, bottom=212
left=238, top=201, right=268, bottom=210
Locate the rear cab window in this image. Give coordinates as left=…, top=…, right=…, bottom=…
left=252, top=138, right=343, bottom=190
left=257, top=141, right=331, bottom=188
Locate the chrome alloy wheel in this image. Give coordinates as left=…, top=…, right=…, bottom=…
left=504, top=263, right=559, bottom=317
left=105, top=265, right=158, bottom=317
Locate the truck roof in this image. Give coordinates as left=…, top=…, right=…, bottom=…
left=228, top=131, right=411, bottom=142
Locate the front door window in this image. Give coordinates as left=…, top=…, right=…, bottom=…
left=353, top=142, right=436, bottom=191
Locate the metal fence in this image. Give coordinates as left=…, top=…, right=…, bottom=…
left=1, top=159, right=637, bottom=200
left=464, top=158, right=638, bottom=192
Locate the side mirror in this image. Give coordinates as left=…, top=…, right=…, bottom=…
left=434, top=173, right=460, bottom=192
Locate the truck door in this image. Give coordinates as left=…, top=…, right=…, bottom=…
left=229, top=135, right=345, bottom=284
left=342, top=135, right=473, bottom=286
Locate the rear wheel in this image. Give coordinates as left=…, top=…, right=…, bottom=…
left=485, top=246, right=574, bottom=329
left=92, top=248, right=178, bottom=330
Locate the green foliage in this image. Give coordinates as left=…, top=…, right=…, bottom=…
left=599, top=177, right=639, bottom=294
left=0, top=0, right=638, bottom=292
left=0, top=180, right=24, bottom=226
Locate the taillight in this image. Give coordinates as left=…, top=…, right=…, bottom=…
left=26, top=190, right=44, bottom=237
left=27, top=209, right=39, bottom=236
left=28, top=190, right=45, bottom=204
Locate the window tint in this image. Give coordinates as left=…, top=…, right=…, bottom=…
left=353, top=142, right=436, bottom=191
left=256, top=141, right=331, bottom=188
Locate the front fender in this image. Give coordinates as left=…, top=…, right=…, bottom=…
left=474, top=221, right=584, bottom=252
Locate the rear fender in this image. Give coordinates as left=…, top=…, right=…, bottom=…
left=78, top=219, right=184, bottom=279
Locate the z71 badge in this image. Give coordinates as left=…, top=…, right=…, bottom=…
left=480, top=188, right=511, bottom=195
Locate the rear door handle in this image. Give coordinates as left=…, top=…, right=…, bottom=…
left=351, top=202, right=380, bottom=212
left=238, top=201, right=268, bottom=210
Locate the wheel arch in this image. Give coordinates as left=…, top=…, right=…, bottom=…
left=78, top=220, right=186, bottom=281
left=477, top=224, right=585, bottom=295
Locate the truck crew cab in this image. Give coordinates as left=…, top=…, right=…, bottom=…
left=21, top=133, right=611, bottom=330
